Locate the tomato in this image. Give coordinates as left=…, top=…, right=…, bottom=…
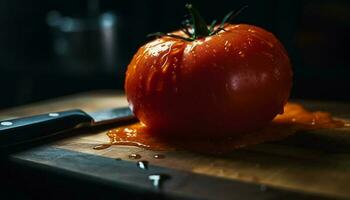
left=124, top=5, right=293, bottom=137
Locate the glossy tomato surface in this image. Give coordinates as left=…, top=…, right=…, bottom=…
left=125, top=24, right=293, bottom=137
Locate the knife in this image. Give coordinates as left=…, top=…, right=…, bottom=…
left=0, top=107, right=134, bottom=148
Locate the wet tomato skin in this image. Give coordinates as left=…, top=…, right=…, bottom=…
left=125, top=24, right=293, bottom=137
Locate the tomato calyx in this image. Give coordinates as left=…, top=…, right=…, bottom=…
left=148, top=4, right=248, bottom=42
left=185, top=4, right=210, bottom=38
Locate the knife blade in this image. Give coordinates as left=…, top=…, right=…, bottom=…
left=0, top=107, right=135, bottom=148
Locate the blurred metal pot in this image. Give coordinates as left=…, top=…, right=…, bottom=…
left=47, top=10, right=120, bottom=76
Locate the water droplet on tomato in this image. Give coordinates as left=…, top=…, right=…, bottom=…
left=259, top=40, right=274, bottom=48
left=224, top=41, right=232, bottom=52
left=248, top=28, right=256, bottom=33
left=247, top=37, right=253, bottom=46
left=238, top=51, right=245, bottom=57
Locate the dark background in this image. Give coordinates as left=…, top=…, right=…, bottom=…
left=1, top=0, right=349, bottom=109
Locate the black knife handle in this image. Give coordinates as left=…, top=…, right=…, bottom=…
left=0, top=110, right=93, bottom=147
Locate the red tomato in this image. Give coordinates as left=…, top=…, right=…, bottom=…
left=125, top=6, right=292, bottom=138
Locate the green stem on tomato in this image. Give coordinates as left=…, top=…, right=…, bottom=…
left=147, top=4, right=247, bottom=42
left=185, top=4, right=210, bottom=39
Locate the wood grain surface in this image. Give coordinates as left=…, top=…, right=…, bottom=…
left=1, top=90, right=350, bottom=199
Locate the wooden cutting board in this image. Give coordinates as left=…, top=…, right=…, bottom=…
left=1, top=90, right=350, bottom=200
